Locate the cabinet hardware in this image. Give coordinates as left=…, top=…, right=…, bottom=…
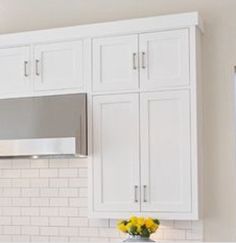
left=133, top=53, right=137, bottom=70
left=143, top=185, right=147, bottom=202
left=35, top=59, right=40, bottom=76
left=24, top=61, right=29, bottom=77
left=134, top=185, right=138, bottom=202
left=141, top=52, right=146, bottom=69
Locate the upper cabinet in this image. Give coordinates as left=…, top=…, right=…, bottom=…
left=0, top=47, right=31, bottom=95
left=92, top=35, right=139, bottom=92
left=34, top=41, right=84, bottom=91
left=139, top=29, right=190, bottom=90
left=92, top=29, right=190, bottom=92
left=0, top=41, right=84, bottom=98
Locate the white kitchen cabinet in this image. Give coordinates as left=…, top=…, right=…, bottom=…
left=0, top=12, right=202, bottom=220
left=140, top=90, right=191, bottom=213
left=139, top=29, right=190, bottom=90
left=92, top=35, right=139, bottom=92
left=92, top=29, right=190, bottom=92
left=89, top=13, right=202, bottom=220
left=92, top=94, right=140, bottom=212
left=34, top=41, right=84, bottom=91
left=0, top=47, right=31, bottom=94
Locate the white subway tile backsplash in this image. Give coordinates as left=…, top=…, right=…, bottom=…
left=0, top=216, right=11, bottom=225
left=40, top=188, right=58, bottom=197
left=0, top=160, right=12, bottom=168
left=69, top=178, right=87, bottom=187
left=22, top=188, right=40, bottom=197
left=11, top=235, right=31, bottom=242
left=3, top=225, right=21, bottom=235
left=12, top=216, right=30, bottom=225
left=59, top=207, right=78, bottom=217
left=21, top=226, right=40, bottom=235
left=78, top=168, right=88, bottom=178
left=0, top=158, right=203, bottom=242
left=2, top=188, right=21, bottom=197
left=21, top=207, right=40, bottom=216
left=69, top=217, right=88, bottom=227
left=40, top=207, right=59, bottom=217
left=50, top=198, right=68, bottom=207
left=2, top=207, right=21, bottom=216
left=40, top=226, right=59, bottom=236
left=31, top=198, right=50, bottom=207
left=163, top=229, right=186, bottom=240
left=12, top=178, right=30, bottom=187
left=59, top=188, right=78, bottom=197
left=69, top=197, right=87, bottom=207
left=31, top=236, right=49, bottom=242
left=31, top=217, right=49, bottom=226
left=12, top=198, right=30, bottom=207
left=79, top=227, right=99, bottom=237
left=99, top=228, right=120, bottom=238
left=78, top=207, right=88, bottom=217
left=50, top=217, right=68, bottom=226
left=31, top=159, right=49, bottom=168
left=59, top=227, right=79, bottom=236
left=59, top=168, right=77, bottom=178
left=89, top=219, right=109, bottom=228
left=2, top=169, right=21, bottom=178
left=40, top=169, right=58, bottom=178
left=0, top=179, right=12, bottom=187
left=30, top=178, right=49, bottom=188
left=12, top=160, right=30, bottom=169
left=50, top=178, right=68, bottom=187
left=21, top=169, right=39, bottom=178
left=49, top=159, right=69, bottom=168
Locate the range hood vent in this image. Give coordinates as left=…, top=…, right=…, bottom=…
left=0, top=94, right=87, bottom=159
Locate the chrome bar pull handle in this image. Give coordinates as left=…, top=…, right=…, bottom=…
left=24, top=61, right=29, bottom=77
left=142, top=52, right=146, bottom=69
left=134, top=185, right=138, bottom=203
left=133, top=53, right=137, bottom=70
left=35, top=59, right=40, bottom=76
left=143, top=185, right=147, bottom=202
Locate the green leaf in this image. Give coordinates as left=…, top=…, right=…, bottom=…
left=128, top=225, right=137, bottom=235
left=141, top=228, right=150, bottom=238
left=153, top=219, right=160, bottom=225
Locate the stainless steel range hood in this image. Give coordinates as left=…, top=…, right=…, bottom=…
left=0, top=94, right=87, bottom=158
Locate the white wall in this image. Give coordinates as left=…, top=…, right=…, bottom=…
left=0, top=0, right=236, bottom=241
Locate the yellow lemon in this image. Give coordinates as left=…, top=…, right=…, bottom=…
left=137, top=217, right=145, bottom=226
left=150, top=223, right=158, bottom=233
left=145, top=218, right=155, bottom=228
left=126, top=222, right=133, bottom=231
left=130, top=216, right=138, bottom=224
left=118, top=223, right=127, bottom=233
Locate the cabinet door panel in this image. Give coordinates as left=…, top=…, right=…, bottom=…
left=140, top=29, right=190, bottom=90
left=93, top=94, right=140, bottom=212
left=34, top=41, right=83, bottom=91
left=140, top=91, right=191, bottom=212
left=93, top=35, right=139, bottom=92
left=0, top=47, right=31, bottom=94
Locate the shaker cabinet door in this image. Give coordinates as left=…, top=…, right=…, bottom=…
left=92, top=94, right=140, bottom=212
left=92, top=35, right=139, bottom=92
left=140, top=90, right=192, bottom=213
left=34, top=41, right=83, bottom=91
left=140, top=29, right=190, bottom=90
left=0, top=46, right=31, bottom=95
